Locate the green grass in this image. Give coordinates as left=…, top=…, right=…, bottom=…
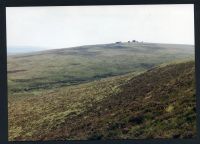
left=8, top=72, right=135, bottom=140
left=8, top=42, right=196, bottom=140
left=8, top=42, right=194, bottom=93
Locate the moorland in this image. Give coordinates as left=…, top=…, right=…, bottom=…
left=8, top=42, right=196, bottom=140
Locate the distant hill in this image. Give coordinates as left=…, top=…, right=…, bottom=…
left=7, top=42, right=194, bottom=94
left=9, top=61, right=196, bottom=140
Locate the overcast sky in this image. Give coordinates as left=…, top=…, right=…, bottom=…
left=6, top=4, right=194, bottom=52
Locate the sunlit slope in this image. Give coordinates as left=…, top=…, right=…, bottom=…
left=7, top=42, right=194, bottom=93
left=9, top=61, right=196, bottom=140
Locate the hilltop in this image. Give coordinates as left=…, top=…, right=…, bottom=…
left=7, top=42, right=194, bottom=94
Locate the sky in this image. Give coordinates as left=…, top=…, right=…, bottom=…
left=6, top=4, right=194, bottom=53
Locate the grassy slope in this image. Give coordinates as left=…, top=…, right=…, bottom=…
left=7, top=42, right=194, bottom=93
left=8, top=72, right=136, bottom=140
left=9, top=61, right=196, bottom=140
left=40, top=61, right=196, bottom=140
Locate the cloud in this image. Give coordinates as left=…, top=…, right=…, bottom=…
left=6, top=4, right=194, bottom=51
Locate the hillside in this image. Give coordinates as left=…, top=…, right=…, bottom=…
left=9, top=61, right=196, bottom=140
left=7, top=42, right=194, bottom=94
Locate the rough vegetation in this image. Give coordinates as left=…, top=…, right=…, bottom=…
left=8, top=42, right=196, bottom=140
left=37, top=61, right=197, bottom=140
left=8, top=42, right=194, bottom=93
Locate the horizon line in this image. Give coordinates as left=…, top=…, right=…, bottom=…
left=8, top=41, right=195, bottom=50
